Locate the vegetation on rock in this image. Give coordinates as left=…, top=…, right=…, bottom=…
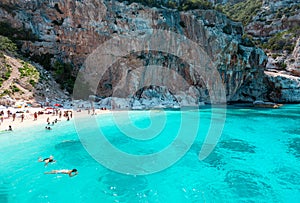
left=0, top=35, right=17, bottom=53
left=53, top=60, right=76, bottom=93
left=0, top=36, right=15, bottom=87
left=262, top=26, right=300, bottom=53
left=215, top=0, right=263, bottom=26
left=19, top=61, right=40, bottom=87
left=0, top=62, right=12, bottom=88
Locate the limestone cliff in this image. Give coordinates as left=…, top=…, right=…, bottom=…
left=246, top=0, right=300, bottom=70
left=244, top=0, right=300, bottom=102
left=0, top=0, right=295, bottom=106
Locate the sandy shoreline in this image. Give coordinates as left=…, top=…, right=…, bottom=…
left=0, top=108, right=111, bottom=132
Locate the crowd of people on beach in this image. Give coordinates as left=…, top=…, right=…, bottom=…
left=0, top=107, right=75, bottom=130
left=0, top=109, right=18, bottom=125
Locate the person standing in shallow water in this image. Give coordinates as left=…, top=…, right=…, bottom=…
left=21, top=114, right=24, bottom=122
left=12, top=113, right=16, bottom=121
left=33, top=112, right=37, bottom=121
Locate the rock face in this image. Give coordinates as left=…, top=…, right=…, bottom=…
left=243, top=0, right=300, bottom=104
left=246, top=0, right=300, bottom=72
left=0, top=0, right=296, bottom=107
left=292, top=38, right=300, bottom=70
left=208, top=0, right=245, bottom=4
left=265, top=71, right=300, bottom=103
left=246, top=0, right=300, bottom=37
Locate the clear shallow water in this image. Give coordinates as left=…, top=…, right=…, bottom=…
left=0, top=105, right=300, bottom=202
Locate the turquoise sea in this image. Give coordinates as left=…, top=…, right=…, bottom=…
left=0, top=105, right=300, bottom=202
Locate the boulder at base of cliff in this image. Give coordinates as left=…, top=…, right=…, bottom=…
left=253, top=100, right=282, bottom=108
left=265, top=71, right=300, bottom=103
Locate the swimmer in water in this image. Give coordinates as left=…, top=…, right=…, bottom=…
left=7, top=125, right=12, bottom=131
left=44, top=169, right=78, bottom=177
left=38, top=155, right=56, bottom=166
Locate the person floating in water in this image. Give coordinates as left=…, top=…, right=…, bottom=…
left=45, top=126, right=52, bottom=130
left=38, top=156, right=56, bottom=166
left=44, top=169, right=78, bottom=177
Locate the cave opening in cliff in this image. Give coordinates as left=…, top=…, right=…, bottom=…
left=91, top=50, right=210, bottom=106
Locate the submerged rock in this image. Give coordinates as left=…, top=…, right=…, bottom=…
left=219, top=139, right=256, bottom=153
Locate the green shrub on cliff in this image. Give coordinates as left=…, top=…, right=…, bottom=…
left=53, top=60, right=76, bottom=92
left=11, top=84, right=20, bottom=93
left=18, top=61, right=40, bottom=88
left=216, top=0, right=263, bottom=26
left=179, top=0, right=212, bottom=11
left=0, top=89, right=11, bottom=96
left=262, top=26, right=300, bottom=53
left=19, top=61, right=39, bottom=79
left=0, top=35, right=17, bottom=53
left=0, top=59, right=12, bottom=87
left=4, top=66, right=12, bottom=80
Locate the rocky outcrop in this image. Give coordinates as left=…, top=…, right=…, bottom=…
left=253, top=100, right=283, bottom=108
left=208, top=0, right=245, bottom=5
left=241, top=0, right=300, bottom=103
left=265, top=71, right=300, bottom=103
left=246, top=0, right=300, bottom=74
left=1, top=0, right=297, bottom=107
left=291, top=38, right=300, bottom=70
left=246, top=0, right=300, bottom=37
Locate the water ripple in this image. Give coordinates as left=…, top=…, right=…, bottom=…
left=287, top=137, right=300, bottom=158
left=273, top=167, right=300, bottom=188
left=98, top=172, right=148, bottom=202
left=0, top=181, right=9, bottom=203
left=219, top=139, right=256, bottom=153
left=225, top=170, right=273, bottom=200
